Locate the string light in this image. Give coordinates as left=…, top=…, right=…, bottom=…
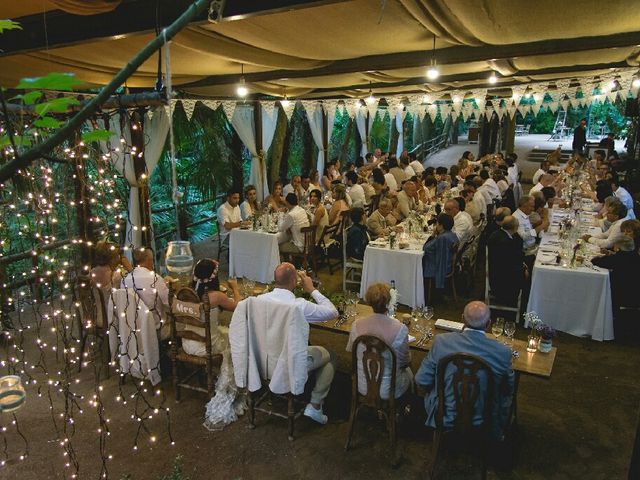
left=425, top=33, right=439, bottom=80
left=633, top=78, right=640, bottom=88
left=236, top=63, right=248, bottom=98
left=488, top=71, right=498, bottom=84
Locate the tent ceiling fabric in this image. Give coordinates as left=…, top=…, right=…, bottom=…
left=1, top=0, right=639, bottom=98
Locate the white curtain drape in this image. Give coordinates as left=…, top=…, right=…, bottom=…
left=395, top=109, right=406, bottom=157
left=305, top=103, right=326, bottom=174
left=355, top=109, right=374, bottom=156
left=231, top=105, right=275, bottom=201
left=99, top=106, right=169, bottom=250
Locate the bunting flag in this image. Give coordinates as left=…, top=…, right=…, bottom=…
left=461, top=108, right=471, bottom=122
left=507, top=105, right=517, bottom=119
left=606, top=90, right=618, bottom=103
left=281, top=100, right=297, bottom=120
left=531, top=103, right=541, bottom=116
left=416, top=105, right=427, bottom=121
left=427, top=104, right=438, bottom=122
left=560, top=99, right=570, bottom=111
left=450, top=110, right=458, bottom=122
left=548, top=101, right=559, bottom=113
left=366, top=101, right=378, bottom=118
left=439, top=104, right=451, bottom=118
left=262, top=101, right=277, bottom=120
left=516, top=104, right=528, bottom=118
left=221, top=101, right=236, bottom=122
left=569, top=97, right=581, bottom=109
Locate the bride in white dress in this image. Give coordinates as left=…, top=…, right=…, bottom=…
left=186, top=259, right=246, bottom=430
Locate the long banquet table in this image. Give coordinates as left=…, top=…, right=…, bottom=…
left=526, top=209, right=614, bottom=341
left=229, top=228, right=280, bottom=284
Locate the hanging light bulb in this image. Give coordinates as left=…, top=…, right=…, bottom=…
left=633, top=78, right=640, bottom=88
left=488, top=71, right=498, bottom=84
left=236, top=64, right=248, bottom=98
left=280, top=87, right=291, bottom=108
left=608, top=80, right=617, bottom=90
left=422, top=94, right=431, bottom=104
left=524, top=93, right=531, bottom=99
left=425, top=34, right=440, bottom=80
left=365, top=81, right=375, bottom=105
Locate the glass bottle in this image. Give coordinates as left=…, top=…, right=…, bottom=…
left=165, top=241, right=194, bottom=289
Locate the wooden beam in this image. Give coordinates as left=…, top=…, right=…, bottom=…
left=0, top=0, right=342, bottom=57
left=184, top=31, right=640, bottom=88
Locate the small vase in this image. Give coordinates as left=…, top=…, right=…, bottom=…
left=538, top=337, right=553, bottom=353
left=526, top=332, right=539, bottom=353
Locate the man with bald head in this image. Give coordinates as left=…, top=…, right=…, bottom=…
left=444, top=198, right=473, bottom=244
left=487, top=215, right=528, bottom=305
left=415, top=301, right=515, bottom=440
left=529, top=173, right=555, bottom=195
left=394, top=180, right=424, bottom=221
left=259, top=262, right=338, bottom=424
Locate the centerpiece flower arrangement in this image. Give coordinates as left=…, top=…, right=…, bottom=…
left=387, top=281, right=398, bottom=318
left=523, top=311, right=556, bottom=353
left=536, top=324, right=556, bottom=353
left=389, top=230, right=397, bottom=249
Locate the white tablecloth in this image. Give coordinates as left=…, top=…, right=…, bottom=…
left=526, top=217, right=614, bottom=341
left=360, top=243, right=425, bottom=308
left=229, top=229, right=280, bottom=284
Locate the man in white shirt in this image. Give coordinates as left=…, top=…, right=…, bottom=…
left=532, top=160, right=550, bottom=185
left=464, top=180, right=487, bottom=216
left=345, top=171, right=366, bottom=208
left=583, top=201, right=628, bottom=249
left=612, top=178, right=636, bottom=220
left=409, top=153, right=425, bottom=175
left=217, top=190, right=247, bottom=244
left=260, top=263, right=338, bottom=424
left=382, top=164, right=398, bottom=192
left=394, top=181, right=424, bottom=221
left=400, top=157, right=416, bottom=180
left=513, top=195, right=548, bottom=254
left=479, top=170, right=501, bottom=200
left=278, top=193, right=311, bottom=253
left=530, top=173, right=554, bottom=195
left=444, top=198, right=474, bottom=244
left=461, top=189, right=481, bottom=225
left=283, top=175, right=302, bottom=198
left=121, top=248, right=170, bottom=338
left=506, top=156, right=519, bottom=186
left=299, top=175, right=311, bottom=204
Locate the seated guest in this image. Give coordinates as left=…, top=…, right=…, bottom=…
left=400, top=156, right=416, bottom=180
left=345, top=171, right=366, bottom=208
left=422, top=213, right=458, bottom=297
left=389, top=157, right=406, bottom=188
left=370, top=167, right=388, bottom=195
left=487, top=216, right=527, bottom=305
left=240, top=184, right=260, bottom=221
left=367, top=199, right=396, bottom=239
left=444, top=198, right=473, bottom=244
left=361, top=177, right=376, bottom=204
left=346, top=207, right=369, bottom=261
left=621, top=219, right=640, bottom=252
left=530, top=173, right=555, bottom=195
left=309, top=169, right=322, bottom=191
left=464, top=180, right=486, bottom=218
left=505, top=155, right=519, bottom=186
left=514, top=195, right=548, bottom=254
left=611, top=177, right=636, bottom=220
left=484, top=206, right=511, bottom=239
left=529, top=192, right=547, bottom=229
left=328, top=184, right=350, bottom=225
left=283, top=175, right=302, bottom=198
left=308, top=189, right=329, bottom=245
left=415, top=301, right=515, bottom=440
left=299, top=175, right=311, bottom=204
left=181, top=259, right=241, bottom=356
left=479, top=169, right=501, bottom=201
left=217, top=189, right=249, bottom=245
left=264, top=181, right=287, bottom=212
left=90, top=242, right=133, bottom=315
left=346, top=283, right=413, bottom=400
left=122, top=248, right=170, bottom=330
left=532, top=160, right=550, bottom=185
left=381, top=163, right=398, bottom=192
left=449, top=165, right=461, bottom=188
left=409, top=153, right=425, bottom=175
left=583, top=202, right=628, bottom=249
left=423, top=174, right=437, bottom=201
left=278, top=193, right=310, bottom=253
left=435, top=166, right=450, bottom=193
left=461, top=188, right=481, bottom=225
left=541, top=186, right=557, bottom=209
left=259, top=263, right=338, bottom=423
left=592, top=234, right=640, bottom=311
left=394, top=180, right=424, bottom=221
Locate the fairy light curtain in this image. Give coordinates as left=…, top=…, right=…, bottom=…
left=99, top=107, right=170, bottom=250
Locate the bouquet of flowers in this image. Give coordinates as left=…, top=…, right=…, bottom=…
left=536, top=323, right=556, bottom=340
left=523, top=311, right=542, bottom=330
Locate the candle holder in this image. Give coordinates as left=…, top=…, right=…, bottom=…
left=526, top=333, right=539, bottom=353
left=0, top=375, right=26, bottom=413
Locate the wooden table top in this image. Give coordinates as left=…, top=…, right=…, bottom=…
left=311, top=304, right=557, bottom=378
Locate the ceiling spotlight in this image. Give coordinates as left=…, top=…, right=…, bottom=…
left=425, top=34, right=440, bottom=80
left=236, top=63, right=248, bottom=98
left=524, top=93, right=531, bottom=99
left=365, top=81, right=375, bottom=104
left=452, top=95, right=461, bottom=103
left=633, top=78, right=640, bottom=88
left=488, top=72, right=498, bottom=84
left=280, top=87, right=291, bottom=108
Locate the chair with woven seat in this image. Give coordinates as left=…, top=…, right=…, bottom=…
left=285, top=225, right=317, bottom=272
left=75, top=275, right=110, bottom=377
left=344, top=335, right=400, bottom=466
left=168, top=286, right=222, bottom=400
left=431, top=353, right=495, bottom=480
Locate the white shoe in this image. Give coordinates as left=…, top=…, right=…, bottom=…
left=304, top=403, right=328, bottom=425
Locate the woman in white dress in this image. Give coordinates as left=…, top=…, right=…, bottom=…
left=181, top=259, right=240, bottom=357
left=308, top=188, right=329, bottom=245
left=240, top=184, right=260, bottom=221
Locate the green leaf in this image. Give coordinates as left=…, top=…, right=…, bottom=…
left=35, top=96, right=80, bottom=116
left=23, top=91, right=43, bottom=105
left=0, top=20, right=21, bottom=33
left=16, top=73, right=84, bottom=91
left=81, top=129, right=114, bottom=142
left=34, top=117, right=63, bottom=129
left=0, top=135, right=32, bottom=147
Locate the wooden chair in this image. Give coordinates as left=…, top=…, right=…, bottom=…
left=344, top=335, right=399, bottom=466
left=425, top=242, right=459, bottom=304
left=431, top=353, right=495, bottom=480
left=286, top=225, right=317, bottom=272
left=75, top=276, right=110, bottom=377
left=168, top=285, right=222, bottom=400
left=216, top=229, right=230, bottom=263
left=342, top=225, right=363, bottom=291
left=484, top=246, right=522, bottom=323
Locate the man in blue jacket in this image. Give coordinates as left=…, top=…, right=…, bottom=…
left=415, top=301, right=515, bottom=440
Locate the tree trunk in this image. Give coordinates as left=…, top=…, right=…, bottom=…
left=504, top=114, right=516, bottom=154
left=268, top=106, right=288, bottom=188
left=341, top=116, right=354, bottom=162
left=388, top=113, right=399, bottom=156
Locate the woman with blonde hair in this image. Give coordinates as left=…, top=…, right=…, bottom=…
left=90, top=241, right=133, bottom=295
left=346, top=282, right=413, bottom=400
left=264, top=181, right=287, bottom=212
left=328, top=184, right=350, bottom=224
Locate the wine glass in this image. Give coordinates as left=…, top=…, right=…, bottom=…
left=492, top=317, right=505, bottom=338
left=504, top=320, right=516, bottom=344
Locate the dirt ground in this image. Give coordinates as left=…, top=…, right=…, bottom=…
left=2, top=245, right=640, bottom=480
